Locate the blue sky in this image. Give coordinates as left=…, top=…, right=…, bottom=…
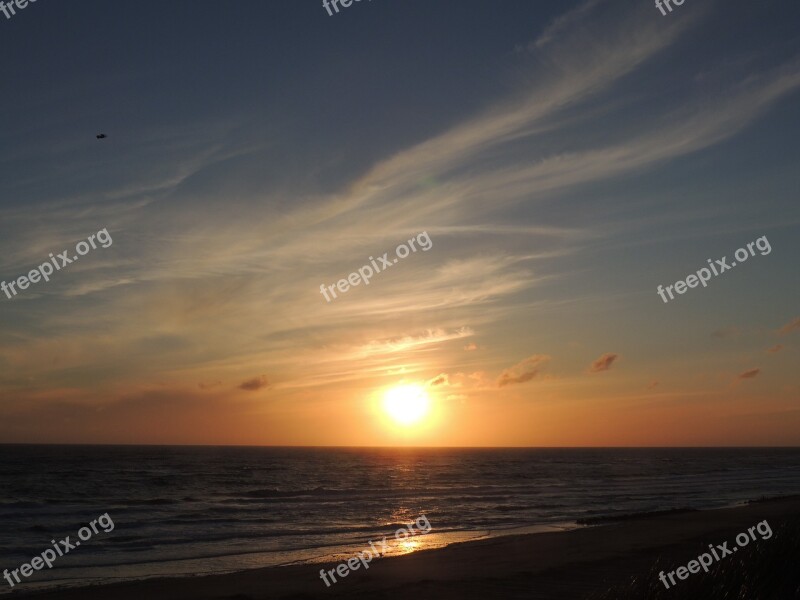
left=0, top=0, right=798, bottom=445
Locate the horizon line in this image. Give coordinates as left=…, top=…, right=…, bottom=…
left=1, top=443, right=799, bottom=449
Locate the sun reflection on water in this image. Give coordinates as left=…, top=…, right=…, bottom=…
left=396, top=538, right=422, bottom=554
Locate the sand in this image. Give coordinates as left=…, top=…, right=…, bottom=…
left=13, top=496, right=800, bottom=600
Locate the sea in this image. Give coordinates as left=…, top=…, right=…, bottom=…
left=1, top=445, right=799, bottom=593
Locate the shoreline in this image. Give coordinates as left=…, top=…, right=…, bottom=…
left=9, top=494, right=800, bottom=599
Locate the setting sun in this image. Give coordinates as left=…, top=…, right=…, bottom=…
left=382, top=384, right=431, bottom=426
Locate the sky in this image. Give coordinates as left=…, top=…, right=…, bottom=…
left=0, top=0, right=798, bottom=446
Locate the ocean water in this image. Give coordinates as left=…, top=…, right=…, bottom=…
left=1, top=446, right=799, bottom=593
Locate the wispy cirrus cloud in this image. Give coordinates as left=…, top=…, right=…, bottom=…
left=779, top=317, right=800, bottom=335
left=2, top=0, right=799, bottom=448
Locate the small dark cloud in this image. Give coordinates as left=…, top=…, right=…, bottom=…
left=427, top=373, right=450, bottom=387
left=738, top=368, right=761, bottom=380
left=647, top=380, right=659, bottom=390
left=711, top=327, right=740, bottom=339
left=588, top=353, right=618, bottom=373
left=767, top=344, right=783, bottom=354
left=238, top=375, right=270, bottom=392
left=497, top=355, right=550, bottom=387
left=464, top=342, right=478, bottom=351
left=779, top=317, right=800, bottom=336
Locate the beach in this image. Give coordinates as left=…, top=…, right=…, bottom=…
left=13, top=496, right=800, bottom=600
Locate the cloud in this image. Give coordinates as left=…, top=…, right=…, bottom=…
left=779, top=317, right=800, bottom=335
left=497, top=354, right=551, bottom=387
left=238, top=375, right=270, bottom=392
left=767, top=344, right=784, bottom=354
left=427, top=373, right=450, bottom=387
left=355, top=328, right=475, bottom=359
left=647, top=380, right=659, bottom=390
left=738, top=368, right=761, bottom=380
left=468, top=371, right=491, bottom=387
left=464, top=342, right=478, bottom=351
left=588, top=353, right=618, bottom=373
left=532, top=0, right=606, bottom=50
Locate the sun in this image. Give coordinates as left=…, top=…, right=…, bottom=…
left=382, top=384, right=431, bottom=426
